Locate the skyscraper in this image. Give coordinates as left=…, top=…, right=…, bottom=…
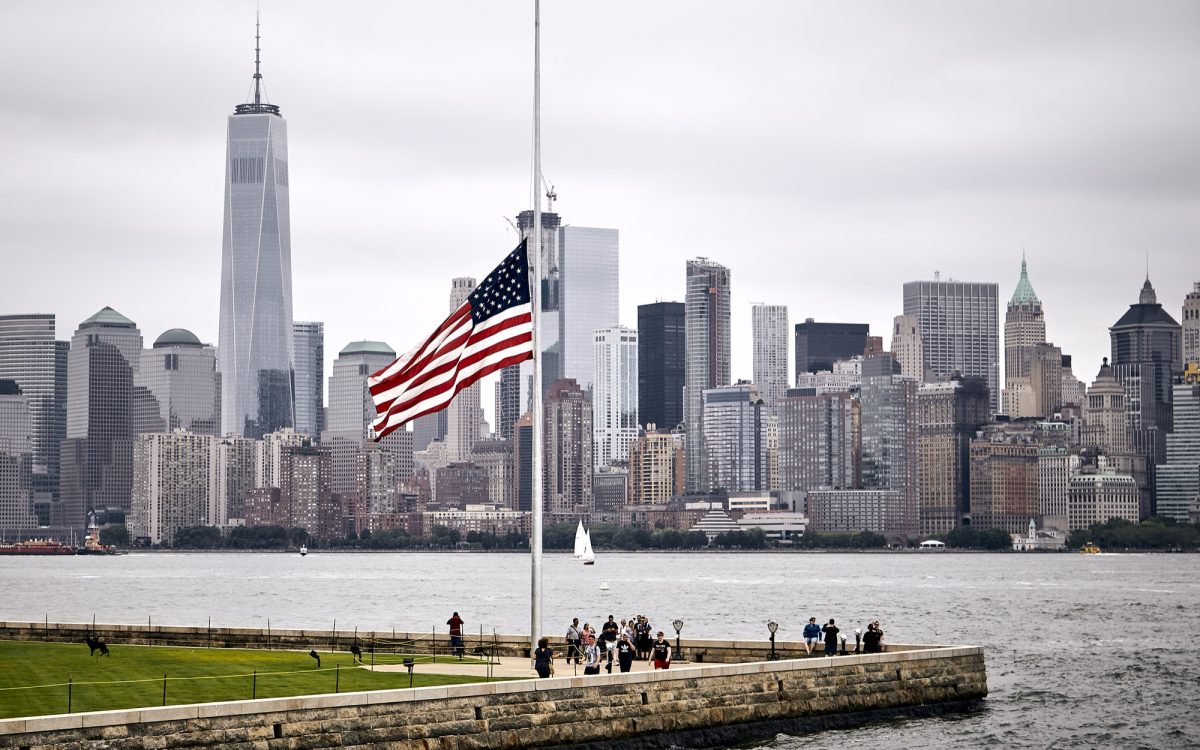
left=627, top=431, right=684, bottom=505
left=0, top=381, right=36, bottom=532
left=891, top=314, right=924, bottom=382
left=0, top=314, right=67, bottom=502
left=495, top=364, right=521, bottom=441
left=593, top=326, right=638, bottom=469
left=1183, top=282, right=1200, bottom=368
left=445, top=278, right=481, bottom=461
left=559, top=226, right=620, bottom=390
left=135, top=329, right=219, bottom=435
left=1002, top=258, right=1047, bottom=416
left=1155, top=381, right=1200, bottom=522
left=637, top=302, right=685, bottom=431
left=684, top=258, right=731, bottom=492
left=544, top=379, right=592, bottom=515
left=903, top=279, right=1000, bottom=413
left=794, top=320, right=869, bottom=376
left=859, top=354, right=918, bottom=537
left=1109, top=277, right=1182, bottom=500
left=752, top=304, right=788, bottom=408
left=777, top=389, right=856, bottom=494
left=516, top=205, right=563, bottom=395
left=322, top=340, right=402, bottom=495
left=130, top=431, right=215, bottom=545
left=218, top=23, right=295, bottom=439
left=917, top=377, right=990, bottom=535
left=59, top=307, right=143, bottom=528
left=702, top=382, right=769, bottom=494
left=292, top=321, right=325, bottom=438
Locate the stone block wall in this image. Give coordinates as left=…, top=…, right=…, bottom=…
left=0, top=647, right=987, bottom=749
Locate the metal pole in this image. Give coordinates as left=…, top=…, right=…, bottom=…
left=252, top=670, right=257, bottom=699
left=162, top=673, right=167, bottom=706
left=67, top=676, right=72, bottom=713
left=335, top=665, right=340, bottom=693
left=529, top=0, right=545, bottom=671
left=332, top=619, right=337, bottom=653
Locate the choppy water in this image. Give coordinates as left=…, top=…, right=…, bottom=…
left=1, top=551, right=1197, bottom=748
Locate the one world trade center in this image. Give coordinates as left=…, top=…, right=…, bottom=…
left=218, top=21, right=295, bottom=438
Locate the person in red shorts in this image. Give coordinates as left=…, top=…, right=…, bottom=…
left=651, top=631, right=672, bottom=669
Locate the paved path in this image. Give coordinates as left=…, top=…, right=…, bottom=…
left=366, top=654, right=670, bottom=680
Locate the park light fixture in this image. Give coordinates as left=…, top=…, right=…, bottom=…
left=672, top=619, right=684, bottom=659
left=767, top=620, right=779, bottom=660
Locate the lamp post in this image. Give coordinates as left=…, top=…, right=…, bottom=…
left=767, top=620, right=779, bottom=660
left=672, top=619, right=684, bottom=660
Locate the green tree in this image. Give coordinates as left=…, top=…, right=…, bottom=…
left=99, top=525, right=129, bottom=547
left=172, top=525, right=223, bottom=549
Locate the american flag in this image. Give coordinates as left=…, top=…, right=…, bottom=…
left=368, top=241, right=535, bottom=441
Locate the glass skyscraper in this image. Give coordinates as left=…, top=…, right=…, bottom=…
left=593, top=326, right=638, bottom=469
left=135, top=329, right=219, bottom=435
left=292, top=321, right=325, bottom=438
left=903, top=279, right=1000, bottom=413
left=218, top=28, right=295, bottom=439
left=684, top=258, right=731, bottom=492
left=0, top=314, right=67, bottom=500
left=559, top=226, right=619, bottom=391
left=637, top=302, right=685, bottom=431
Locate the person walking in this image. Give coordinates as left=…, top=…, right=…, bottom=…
left=446, top=612, right=465, bottom=658
left=636, top=615, right=653, bottom=661
left=821, top=619, right=840, bottom=657
left=565, top=618, right=582, bottom=664
left=802, top=617, right=822, bottom=656
left=533, top=637, right=555, bottom=678
left=651, top=631, right=672, bottom=670
left=583, top=633, right=602, bottom=675
left=601, top=615, right=619, bottom=673
left=616, top=632, right=636, bottom=673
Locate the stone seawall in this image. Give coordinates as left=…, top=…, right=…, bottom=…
left=0, top=621, right=927, bottom=663
left=0, top=647, right=987, bottom=749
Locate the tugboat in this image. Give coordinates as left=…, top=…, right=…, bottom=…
left=1080, top=542, right=1102, bottom=555
left=76, top=515, right=121, bottom=555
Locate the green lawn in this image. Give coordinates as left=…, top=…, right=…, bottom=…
left=0, top=641, right=501, bottom=720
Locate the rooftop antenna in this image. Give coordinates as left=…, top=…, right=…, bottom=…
left=545, top=183, right=557, bottom=214
left=253, top=12, right=263, bottom=105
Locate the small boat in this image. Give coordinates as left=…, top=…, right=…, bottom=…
left=299, top=544, right=308, bottom=556
left=599, top=580, right=609, bottom=591
left=580, top=530, right=595, bottom=566
left=1080, top=542, right=1101, bottom=555
left=573, top=520, right=586, bottom=559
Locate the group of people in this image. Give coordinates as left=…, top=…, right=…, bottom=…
left=534, top=614, right=672, bottom=678
left=802, top=617, right=886, bottom=656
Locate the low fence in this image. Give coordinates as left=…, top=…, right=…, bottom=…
left=0, top=620, right=920, bottom=664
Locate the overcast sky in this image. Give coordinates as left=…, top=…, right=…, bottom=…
left=2, top=1, right=1198, bottom=424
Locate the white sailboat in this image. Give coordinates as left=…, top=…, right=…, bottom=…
left=580, top=529, right=595, bottom=566
left=573, top=520, right=586, bottom=559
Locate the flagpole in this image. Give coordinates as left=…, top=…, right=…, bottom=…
left=529, top=0, right=544, bottom=661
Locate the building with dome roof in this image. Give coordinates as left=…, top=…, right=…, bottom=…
left=1110, top=277, right=1182, bottom=514
left=58, top=307, right=143, bottom=529
left=1002, top=258, right=1062, bottom=419
left=134, top=328, right=218, bottom=435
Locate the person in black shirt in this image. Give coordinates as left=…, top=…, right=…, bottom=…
left=862, top=623, right=882, bottom=653
left=616, top=633, right=635, bottom=673
left=533, top=637, right=555, bottom=678
left=601, top=615, right=619, bottom=672
left=651, top=631, right=672, bottom=669
left=822, top=619, right=839, bottom=657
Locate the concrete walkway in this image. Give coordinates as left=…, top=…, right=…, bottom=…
left=366, top=654, right=670, bottom=680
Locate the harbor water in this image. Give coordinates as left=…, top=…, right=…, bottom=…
left=1, top=551, right=1196, bottom=748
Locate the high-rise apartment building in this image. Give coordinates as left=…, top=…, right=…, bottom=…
left=559, top=227, right=620, bottom=390
left=278, top=442, right=336, bottom=538
left=512, top=412, right=534, bottom=513
left=593, top=326, right=638, bottom=469
left=702, top=382, right=768, bottom=494
left=256, top=427, right=307, bottom=490
left=777, top=389, right=856, bottom=494
left=544, top=379, right=593, bottom=515
left=1183, top=282, right=1200, bottom=368
left=59, top=307, right=143, bottom=529
left=628, top=431, right=684, bottom=505
left=752, top=304, right=788, bottom=408
left=292, top=322, right=325, bottom=438
left=130, top=431, right=215, bottom=545
left=891, top=314, right=923, bottom=382
left=903, top=279, right=1000, bottom=413
left=684, top=258, right=731, bottom=492
left=917, top=377, right=990, bottom=535
left=1155, top=381, right=1200, bottom=522
left=412, top=412, right=447, bottom=453
left=135, top=329, right=219, bottom=435
left=794, top=320, right=869, bottom=376
left=637, top=302, right=686, bottom=431
left=1109, top=277, right=1182, bottom=504
left=859, top=355, right=918, bottom=537
left=218, top=26, right=295, bottom=438
left=0, top=315, right=67, bottom=503
left=216, top=434, right=257, bottom=523
left=471, top=439, right=514, bottom=508
left=446, top=278, right=481, bottom=462
left=0, top=381, right=36, bottom=532
left=495, top=364, right=522, bottom=441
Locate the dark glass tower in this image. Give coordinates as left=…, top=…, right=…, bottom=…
left=637, top=302, right=685, bottom=430
left=218, top=21, right=295, bottom=438
left=794, top=320, right=870, bottom=375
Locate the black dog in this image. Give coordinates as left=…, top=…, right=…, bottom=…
left=309, top=649, right=321, bottom=668
left=349, top=644, right=362, bottom=663
left=85, top=636, right=110, bottom=657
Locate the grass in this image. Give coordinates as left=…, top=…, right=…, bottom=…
left=0, top=641, right=503, bottom=720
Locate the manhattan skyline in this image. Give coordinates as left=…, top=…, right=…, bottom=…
left=1, top=1, right=1198, bottom=422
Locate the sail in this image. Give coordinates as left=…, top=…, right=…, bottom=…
left=573, top=520, right=586, bottom=558
left=580, top=530, right=595, bottom=564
